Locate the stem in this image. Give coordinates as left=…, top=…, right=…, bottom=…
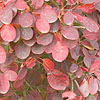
left=25, top=80, right=34, bottom=90
left=74, top=80, right=79, bottom=88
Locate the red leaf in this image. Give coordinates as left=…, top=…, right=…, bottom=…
left=44, top=35, right=57, bottom=54
left=17, top=67, right=28, bottom=80
left=90, top=60, right=100, bottom=73
left=63, top=11, right=74, bottom=25
left=47, top=69, right=69, bottom=90
left=70, top=63, right=78, bottom=73
left=26, top=58, right=36, bottom=69
left=76, top=67, right=83, bottom=78
left=37, top=33, right=53, bottom=46
left=4, top=70, right=17, bottom=81
left=42, top=58, right=54, bottom=72
left=36, top=17, right=50, bottom=33
left=62, top=91, right=77, bottom=100
left=32, top=43, right=44, bottom=54
left=15, top=0, right=27, bottom=10
left=82, top=17, right=99, bottom=32
left=52, top=40, right=69, bottom=62
left=1, top=24, right=16, bottom=42
left=31, top=0, right=44, bottom=9
left=83, top=30, right=98, bottom=40
left=0, top=7, right=13, bottom=24
left=86, top=95, right=97, bottom=100
left=0, top=46, right=6, bottom=64
left=40, top=9, right=57, bottom=23
left=62, top=36, right=77, bottom=49
left=94, top=71, right=100, bottom=80
left=61, top=26, right=79, bottom=40
left=19, top=12, right=33, bottom=28
left=88, top=77, right=98, bottom=95
left=79, top=79, right=89, bottom=97
left=21, top=27, right=33, bottom=40
left=15, top=42, right=30, bottom=59
left=0, top=73, right=10, bottom=94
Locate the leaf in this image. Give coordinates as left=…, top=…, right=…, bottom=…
left=95, top=1, right=100, bottom=12
left=86, top=95, right=97, bottom=100
left=83, top=30, right=98, bottom=40
left=20, top=27, right=33, bottom=40
left=80, top=0, right=100, bottom=4
left=0, top=24, right=16, bottom=42
left=0, top=73, right=10, bottom=94
left=14, top=77, right=25, bottom=88
left=23, top=35, right=36, bottom=47
left=90, top=60, right=100, bottom=72
left=94, top=71, right=100, bottom=80
left=40, top=9, right=57, bottom=23
left=0, top=63, right=18, bottom=72
left=62, top=36, right=77, bottom=49
left=37, top=33, right=53, bottom=46
left=42, top=58, right=54, bottom=72
left=0, top=46, right=6, bottom=64
left=30, top=90, right=42, bottom=100
left=4, top=70, right=17, bottom=81
left=52, top=40, right=69, bottom=62
left=62, top=91, right=77, bottom=100
left=63, top=11, right=74, bottom=25
left=14, top=27, right=21, bottom=43
left=89, top=40, right=99, bottom=50
left=15, top=0, right=27, bottom=10
left=36, top=17, right=50, bottom=33
left=19, top=12, right=33, bottom=27
left=83, top=56, right=92, bottom=68
left=82, top=17, right=99, bottom=32
left=27, top=70, right=41, bottom=86
left=61, top=26, right=79, bottom=40
left=25, top=58, right=36, bottom=69
left=76, top=67, right=83, bottom=78
left=47, top=69, right=69, bottom=90
left=50, top=19, right=60, bottom=32
left=15, top=42, right=30, bottom=59
left=17, top=67, right=28, bottom=80
left=46, top=93, right=62, bottom=100
left=32, top=43, right=44, bottom=54
left=31, top=0, right=44, bottom=9
left=0, top=7, right=13, bottom=24
left=70, top=63, right=78, bottom=73
left=79, top=79, right=89, bottom=97
left=88, top=77, right=98, bottom=95
left=44, top=35, right=57, bottom=54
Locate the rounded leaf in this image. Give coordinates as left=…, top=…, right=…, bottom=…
left=36, top=17, right=50, bottom=33
left=1, top=24, right=16, bottom=42
left=52, top=40, right=69, bottom=62
left=4, top=70, right=17, bottom=81
left=61, top=26, right=79, bottom=40
left=0, top=73, right=10, bottom=94
left=15, top=42, right=30, bottom=59
left=47, top=70, right=69, bottom=90
left=37, top=33, right=53, bottom=45
left=21, top=27, right=33, bottom=40
left=32, top=43, right=44, bottom=54
left=0, top=46, right=6, bottom=64
left=40, top=9, right=57, bottom=23
left=63, top=11, right=74, bottom=25
left=0, top=7, right=13, bottom=24
left=19, top=12, right=33, bottom=27
left=82, top=17, right=99, bottom=32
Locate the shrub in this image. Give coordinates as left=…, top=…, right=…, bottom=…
left=0, top=0, right=100, bottom=100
